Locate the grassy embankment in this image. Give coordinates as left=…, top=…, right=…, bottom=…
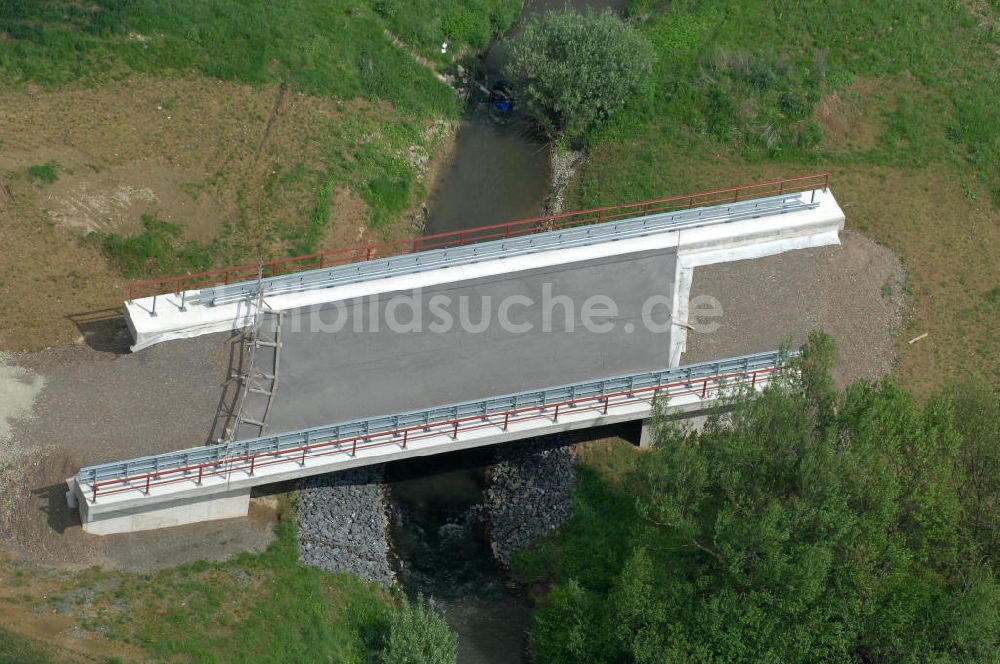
left=566, top=0, right=999, bottom=396
left=0, top=0, right=518, bottom=280
left=0, top=503, right=429, bottom=664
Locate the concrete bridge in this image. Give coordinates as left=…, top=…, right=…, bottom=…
left=67, top=173, right=844, bottom=534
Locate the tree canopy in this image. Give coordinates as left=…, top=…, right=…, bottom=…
left=504, top=8, right=655, bottom=138
left=523, top=332, right=1000, bottom=662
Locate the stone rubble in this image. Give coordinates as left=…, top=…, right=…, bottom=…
left=483, top=436, right=577, bottom=568
left=296, top=465, right=395, bottom=586
left=543, top=147, right=584, bottom=216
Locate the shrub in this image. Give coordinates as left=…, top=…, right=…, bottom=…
left=27, top=161, right=59, bottom=184
left=381, top=593, right=457, bottom=664
left=504, top=9, right=655, bottom=138
left=523, top=332, right=1000, bottom=661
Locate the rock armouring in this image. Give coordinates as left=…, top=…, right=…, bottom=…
left=483, top=435, right=577, bottom=568
left=296, top=466, right=395, bottom=586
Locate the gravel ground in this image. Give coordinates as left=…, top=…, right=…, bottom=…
left=682, top=231, right=906, bottom=386
left=0, top=332, right=280, bottom=568
left=483, top=436, right=576, bottom=568
left=297, top=467, right=394, bottom=586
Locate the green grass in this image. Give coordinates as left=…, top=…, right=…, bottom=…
left=0, top=0, right=443, bottom=113
left=73, top=518, right=393, bottom=663
left=513, top=441, right=642, bottom=594
left=26, top=161, right=59, bottom=185
left=566, top=0, right=1000, bottom=393
left=581, top=0, right=1000, bottom=194
left=0, top=0, right=517, bottom=117
left=97, top=213, right=216, bottom=278
left=0, top=626, right=54, bottom=664
left=372, top=0, right=520, bottom=61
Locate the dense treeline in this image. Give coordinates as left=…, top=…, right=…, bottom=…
left=520, top=332, right=1000, bottom=662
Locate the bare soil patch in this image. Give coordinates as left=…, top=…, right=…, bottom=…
left=0, top=76, right=447, bottom=353
left=814, top=77, right=887, bottom=153
left=0, top=567, right=147, bottom=663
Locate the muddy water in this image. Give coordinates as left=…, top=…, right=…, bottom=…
left=388, top=1, right=629, bottom=662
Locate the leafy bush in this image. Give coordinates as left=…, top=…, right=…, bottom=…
left=26, top=161, right=58, bottom=184
left=381, top=593, right=457, bottom=664
left=521, top=332, right=1000, bottom=662
left=504, top=9, right=655, bottom=138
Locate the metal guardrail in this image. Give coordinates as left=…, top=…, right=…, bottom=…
left=76, top=349, right=795, bottom=499
left=194, top=192, right=819, bottom=307
left=127, top=172, right=831, bottom=302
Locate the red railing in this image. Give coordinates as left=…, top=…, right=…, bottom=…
left=127, top=173, right=830, bottom=302
left=87, top=365, right=785, bottom=503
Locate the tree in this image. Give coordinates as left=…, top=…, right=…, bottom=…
left=504, top=8, right=655, bottom=138
left=527, top=332, right=1000, bottom=662
left=381, top=593, right=457, bottom=664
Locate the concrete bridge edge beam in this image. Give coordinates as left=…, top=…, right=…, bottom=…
left=79, top=484, right=252, bottom=536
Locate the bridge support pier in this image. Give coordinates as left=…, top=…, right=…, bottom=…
left=639, top=418, right=656, bottom=449
left=79, top=484, right=251, bottom=535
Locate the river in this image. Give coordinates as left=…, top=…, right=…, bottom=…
left=388, top=1, right=628, bottom=662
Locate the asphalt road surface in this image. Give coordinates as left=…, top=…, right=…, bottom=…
left=262, top=249, right=677, bottom=433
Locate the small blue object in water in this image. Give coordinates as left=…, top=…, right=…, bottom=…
left=493, top=99, right=512, bottom=114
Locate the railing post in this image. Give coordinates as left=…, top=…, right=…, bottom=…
left=688, top=196, right=694, bottom=208
left=751, top=371, right=757, bottom=387
left=319, top=255, right=325, bottom=269
left=554, top=404, right=560, bottom=422
left=301, top=447, right=307, bottom=466
left=367, top=247, right=374, bottom=260
left=779, top=181, right=784, bottom=195
left=249, top=456, right=255, bottom=476
left=128, top=285, right=134, bottom=304
left=503, top=412, right=510, bottom=431
left=198, top=465, right=203, bottom=485
left=92, top=483, right=98, bottom=504
left=402, top=430, right=408, bottom=449
left=453, top=420, right=459, bottom=439
left=603, top=397, right=609, bottom=414
left=702, top=379, right=709, bottom=398
left=145, top=475, right=151, bottom=495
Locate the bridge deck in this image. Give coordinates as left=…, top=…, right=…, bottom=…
left=254, top=248, right=677, bottom=433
